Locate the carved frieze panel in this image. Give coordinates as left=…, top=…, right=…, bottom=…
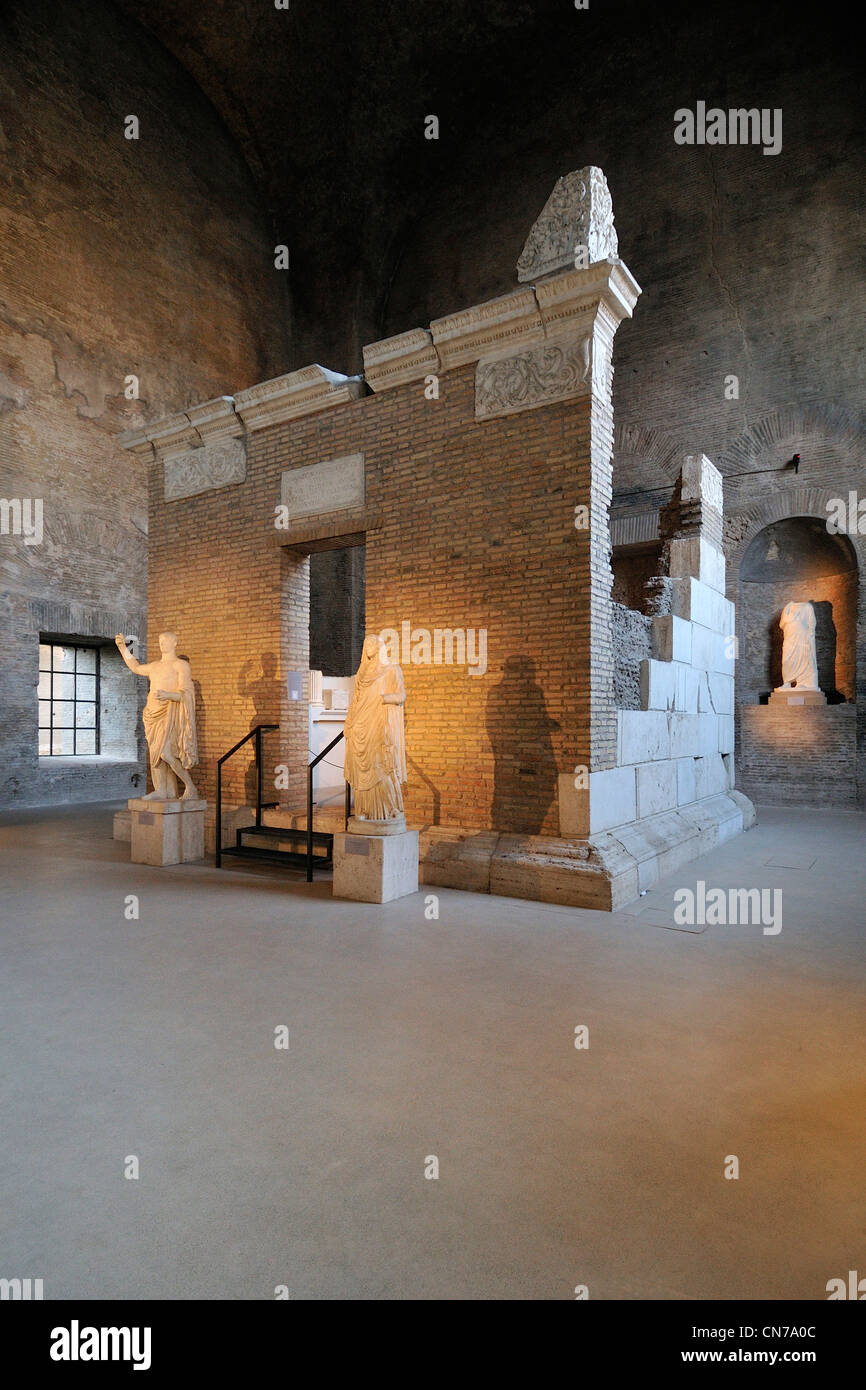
left=164, top=437, right=247, bottom=501
left=475, top=334, right=592, bottom=420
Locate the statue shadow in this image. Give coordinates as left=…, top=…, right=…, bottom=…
left=485, top=655, right=559, bottom=835
left=407, top=752, right=441, bottom=826
left=237, top=653, right=283, bottom=805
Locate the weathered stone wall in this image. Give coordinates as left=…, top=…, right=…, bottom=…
left=0, top=0, right=290, bottom=807
left=382, top=5, right=864, bottom=478
left=611, top=602, right=651, bottom=711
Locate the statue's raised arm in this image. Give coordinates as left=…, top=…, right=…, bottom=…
left=115, top=634, right=149, bottom=676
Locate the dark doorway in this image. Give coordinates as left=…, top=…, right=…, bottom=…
left=309, top=543, right=366, bottom=677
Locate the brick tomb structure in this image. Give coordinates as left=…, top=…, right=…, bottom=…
left=121, top=168, right=755, bottom=909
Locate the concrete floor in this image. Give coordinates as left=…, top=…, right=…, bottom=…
left=1, top=801, right=864, bottom=1301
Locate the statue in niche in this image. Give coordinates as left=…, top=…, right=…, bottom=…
left=344, top=634, right=407, bottom=833
left=776, top=601, right=820, bottom=691
left=115, top=632, right=199, bottom=799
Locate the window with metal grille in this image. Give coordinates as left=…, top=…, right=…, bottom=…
left=38, top=642, right=101, bottom=756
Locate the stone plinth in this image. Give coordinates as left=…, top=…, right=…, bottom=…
left=333, top=829, right=419, bottom=903
left=768, top=689, right=827, bottom=706
left=128, top=797, right=206, bottom=866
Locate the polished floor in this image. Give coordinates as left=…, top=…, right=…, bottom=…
left=0, top=801, right=863, bottom=1300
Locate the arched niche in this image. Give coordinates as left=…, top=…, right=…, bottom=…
left=738, top=517, right=858, bottom=702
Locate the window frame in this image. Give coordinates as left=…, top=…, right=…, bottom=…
left=38, top=641, right=102, bottom=757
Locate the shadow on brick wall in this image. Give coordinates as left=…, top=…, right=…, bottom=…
left=486, top=656, right=559, bottom=835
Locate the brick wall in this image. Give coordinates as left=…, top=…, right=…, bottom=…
left=738, top=705, right=857, bottom=806
left=147, top=365, right=597, bottom=837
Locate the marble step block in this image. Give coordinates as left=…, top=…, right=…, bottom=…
left=128, top=797, right=206, bottom=866
left=333, top=828, right=420, bottom=904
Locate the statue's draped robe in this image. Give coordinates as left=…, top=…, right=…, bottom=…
left=143, top=658, right=198, bottom=772
left=344, top=653, right=406, bottom=820
left=779, top=601, right=819, bottom=690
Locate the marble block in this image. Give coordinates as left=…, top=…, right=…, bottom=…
left=128, top=797, right=206, bottom=866
left=332, top=829, right=419, bottom=904
left=768, top=689, right=827, bottom=706
left=347, top=814, right=406, bottom=836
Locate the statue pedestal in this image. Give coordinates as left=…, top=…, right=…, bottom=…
left=128, top=797, right=207, bottom=866
left=332, top=828, right=419, bottom=904
left=769, top=689, right=827, bottom=707
left=347, top=814, right=406, bottom=836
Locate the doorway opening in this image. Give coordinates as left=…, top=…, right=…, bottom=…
left=308, top=540, right=366, bottom=807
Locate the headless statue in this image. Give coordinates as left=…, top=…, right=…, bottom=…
left=777, top=601, right=820, bottom=692
left=115, top=632, right=199, bottom=799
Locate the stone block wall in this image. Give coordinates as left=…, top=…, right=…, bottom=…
left=559, top=455, right=751, bottom=892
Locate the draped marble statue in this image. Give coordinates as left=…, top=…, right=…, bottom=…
left=344, top=634, right=407, bottom=832
left=115, top=632, right=199, bottom=799
left=777, top=601, right=820, bottom=692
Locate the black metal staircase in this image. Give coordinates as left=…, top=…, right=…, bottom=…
left=216, top=723, right=350, bottom=880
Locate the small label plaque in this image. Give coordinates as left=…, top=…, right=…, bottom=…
left=345, top=838, right=370, bottom=856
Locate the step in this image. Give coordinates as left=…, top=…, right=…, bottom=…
left=219, top=845, right=332, bottom=871
left=262, top=807, right=347, bottom=834
left=236, top=824, right=333, bottom=847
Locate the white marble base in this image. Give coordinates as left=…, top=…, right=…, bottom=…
left=769, top=688, right=827, bottom=706
left=128, top=797, right=206, bottom=866
left=333, top=828, right=419, bottom=903
left=347, top=813, right=406, bottom=836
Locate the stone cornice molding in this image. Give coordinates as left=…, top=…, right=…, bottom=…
left=118, top=369, right=367, bottom=457
left=364, top=259, right=641, bottom=393
left=234, top=364, right=365, bottom=430
left=362, top=328, right=440, bottom=392
left=119, top=266, right=641, bottom=438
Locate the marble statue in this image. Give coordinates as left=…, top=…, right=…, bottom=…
left=777, top=601, right=820, bottom=691
left=115, top=632, right=199, bottom=799
left=344, top=634, right=407, bottom=832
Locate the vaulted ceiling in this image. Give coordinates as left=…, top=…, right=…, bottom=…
left=112, top=0, right=864, bottom=474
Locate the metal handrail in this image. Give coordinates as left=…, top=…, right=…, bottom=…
left=215, top=723, right=278, bottom=867
left=216, top=722, right=350, bottom=880
left=307, top=730, right=349, bottom=881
